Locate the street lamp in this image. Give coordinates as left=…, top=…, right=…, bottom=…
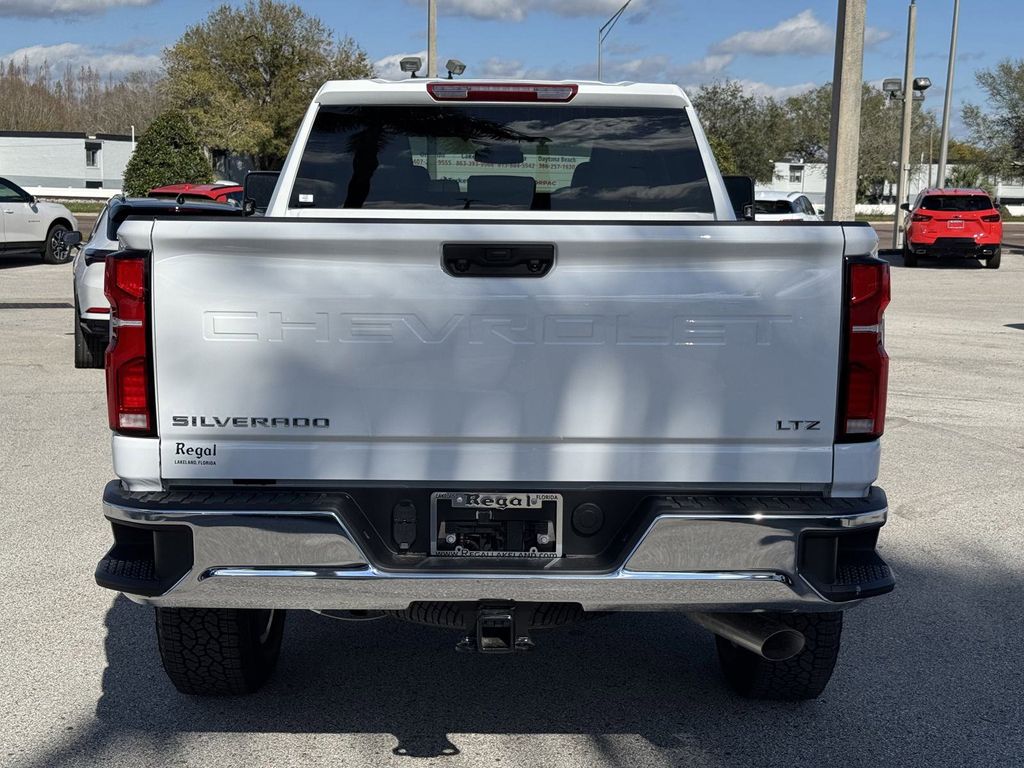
left=597, top=0, right=634, bottom=81
left=882, top=76, right=930, bottom=102
left=888, top=2, right=933, bottom=250
left=888, top=72, right=930, bottom=247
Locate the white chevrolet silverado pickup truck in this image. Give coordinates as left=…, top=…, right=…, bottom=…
left=96, top=79, right=893, bottom=700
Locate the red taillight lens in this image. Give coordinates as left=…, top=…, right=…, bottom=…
left=840, top=259, right=890, bottom=441
left=104, top=252, right=154, bottom=435
left=426, top=82, right=578, bottom=102
left=981, top=212, right=1001, bottom=223
left=910, top=213, right=932, bottom=222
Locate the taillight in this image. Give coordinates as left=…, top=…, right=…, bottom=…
left=104, top=251, right=154, bottom=435
left=910, top=213, right=931, bottom=222
left=840, top=258, right=890, bottom=441
left=426, top=82, right=578, bottom=102
left=981, top=212, right=1001, bottom=223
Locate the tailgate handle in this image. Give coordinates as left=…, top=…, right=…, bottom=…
left=443, top=244, right=554, bottom=277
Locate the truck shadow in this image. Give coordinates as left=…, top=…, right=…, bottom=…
left=17, top=552, right=1024, bottom=767
left=0, top=256, right=46, bottom=270
left=878, top=251, right=984, bottom=269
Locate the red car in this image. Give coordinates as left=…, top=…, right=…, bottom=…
left=148, top=182, right=244, bottom=207
left=901, top=188, right=1002, bottom=269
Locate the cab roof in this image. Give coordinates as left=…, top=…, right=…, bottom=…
left=312, top=79, right=693, bottom=109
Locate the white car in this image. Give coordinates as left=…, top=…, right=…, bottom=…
left=72, top=195, right=246, bottom=367
left=0, top=176, right=78, bottom=263
left=71, top=200, right=118, bottom=368
left=754, top=191, right=822, bottom=222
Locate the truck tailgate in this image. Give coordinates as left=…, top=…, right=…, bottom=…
left=147, top=218, right=858, bottom=487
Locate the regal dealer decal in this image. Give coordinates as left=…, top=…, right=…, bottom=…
left=173, top=442, right=218, bottom=466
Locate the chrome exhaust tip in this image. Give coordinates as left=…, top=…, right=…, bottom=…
left=688, top=612, right=805, bottom=661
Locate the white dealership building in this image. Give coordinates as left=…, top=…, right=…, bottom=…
left=759, top=160, right=1024, bottom=215
left=0, top=130, right=135, bottom=195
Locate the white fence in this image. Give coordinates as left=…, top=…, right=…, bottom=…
left=27, top=186, right=120, bottom=200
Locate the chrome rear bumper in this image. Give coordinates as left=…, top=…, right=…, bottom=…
left=98, top=482, right=891, bottom=612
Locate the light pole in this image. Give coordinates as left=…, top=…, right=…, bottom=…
left=597, top=0, right=634, bottom=81
left=824, top=0, right=866, bottom=222
left=427, top=0, right=437, bottom=78
left=936, top=0, right=960, bottom=188
left=892, top=0, right=918, bottom=249
left=927, top=127, right=934, bottom=188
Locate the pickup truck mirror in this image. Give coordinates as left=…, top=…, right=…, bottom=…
left=900, top=202, right=911, bottom=212
left=61, top=230, right=83, bottom=247
left=722, top=175, right=755, bottom=220
left=244, top=171, right=280, bottom=216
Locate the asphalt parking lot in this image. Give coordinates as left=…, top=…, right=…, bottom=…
left=2, top=242, right=1023, bottom=768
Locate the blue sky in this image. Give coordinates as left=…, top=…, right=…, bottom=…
left=0, top=0, right=1012, bottom=137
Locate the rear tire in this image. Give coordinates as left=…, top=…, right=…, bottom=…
left=73, top=298, right=106, bottom=369
left=985, top=248, right=1001, bottom=269
left=714, top=612, right=843, bottom=700
left=42, top=223, right=73, bottom=264
left=155, top=607, right=286, bottom=695
left=902, top=242, right=918, bottom=268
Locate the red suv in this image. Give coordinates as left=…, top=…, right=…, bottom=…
left=902, top=188, right=1002, bottom=269
left=148, top=182, right=244, bottom=208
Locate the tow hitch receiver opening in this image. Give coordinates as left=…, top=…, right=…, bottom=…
left=456, top=606, right=535, bottom=654
left=478, top=610, right=515, bottom=653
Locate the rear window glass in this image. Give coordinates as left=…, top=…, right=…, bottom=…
left=920, top=195, right=992, bottom=212
left=290, top=105, right=713, bottom=213
left=89, top=205, right=108, bottom=240
left=755, top=200, right=795, bottom=215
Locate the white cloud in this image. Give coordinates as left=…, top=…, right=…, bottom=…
left=600, top=53, right=733, bottom=83
left=371, top=50, right=428, bottom=79
left=674, top=54, right=735, bottom=79
left=713, top=9, right=891, bottom=57
left=0, top=0, right=157, bottom=18
left=477, top=57, right=527, bottom=79
left=1, top=42, right=160, bottom=76
left=592, top=50, right=817, bottom=100
left=405, top=0, right=651, bottom=22
left=732, top=79, right=818, bottom=99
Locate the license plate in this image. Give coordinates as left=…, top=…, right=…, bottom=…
left=430, top=492, right=563, bottom=558
left=947, top=219, right=964, bottom=229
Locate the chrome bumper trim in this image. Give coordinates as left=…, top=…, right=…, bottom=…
left=102, top=495, right=887, bottom=612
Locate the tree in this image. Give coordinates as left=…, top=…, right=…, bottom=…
left=962, top=58, right=1024, bottom=181
left=944, top=163, right=991, bottom=193
left=946, top=138, right=991, bottom=164
left=122, top=111, right=213, bottom=196
left=0, top=58, right=165, bottom=134
left=783, top=83, right=938, bottom=201
left=164, top=0, right=373, bottom=168
left=707, top=134, right=738, bottom=176
left=691, top=81, right=789, bottom=183
left=782, top=85, right=833, bottom=163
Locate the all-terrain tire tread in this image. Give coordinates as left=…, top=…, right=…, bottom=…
left=74, top=307, right=106, bottom=368
left=715, top=612, right=843, bottom=701
left=155, top=607, right=282, bottom=696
